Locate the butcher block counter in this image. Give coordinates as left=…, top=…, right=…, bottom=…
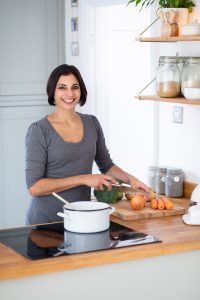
left=0, top=197, right=200, bottom=280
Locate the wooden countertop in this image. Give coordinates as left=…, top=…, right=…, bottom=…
left=1, top=198, right=200, bottom=281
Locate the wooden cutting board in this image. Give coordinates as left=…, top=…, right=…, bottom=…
left=112, top=198, right=185, bottom=220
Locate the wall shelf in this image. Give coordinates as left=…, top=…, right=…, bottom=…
left=135, top=95, right=200, bottom=105
left=135, top=36, right=200, bottom=43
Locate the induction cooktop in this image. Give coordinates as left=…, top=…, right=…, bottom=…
left=0, top=222, right=161, bottom=260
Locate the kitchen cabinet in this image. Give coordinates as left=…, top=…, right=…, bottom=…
left=135, top=35, right=200, bottom=105
left=1, top=198, right=200, bottom=300
left=0, top=0, right=65, bottom=228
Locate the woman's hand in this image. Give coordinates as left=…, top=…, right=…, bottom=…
left=82, top=174, right=117, bottom=191
left=129, top=175, right=150, bottom=192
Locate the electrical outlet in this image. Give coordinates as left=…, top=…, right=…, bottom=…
left=172, top=106, right=183, bottom=124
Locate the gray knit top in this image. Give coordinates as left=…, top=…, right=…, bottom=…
left=25, top=113, right=114, bottom=225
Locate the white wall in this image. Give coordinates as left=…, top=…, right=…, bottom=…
left=65, top=1, right=155, bottom=183
left=152, top=1, right=200, bottom=184
left=65, top=0, right=200, bottom=186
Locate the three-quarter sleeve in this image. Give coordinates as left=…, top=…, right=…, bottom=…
left=25, top=123, right=48, bottom=189
left=92, top=116, right=115, bottom=173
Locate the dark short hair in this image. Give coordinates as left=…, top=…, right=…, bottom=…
left=46, top=64, right=87, bottom=106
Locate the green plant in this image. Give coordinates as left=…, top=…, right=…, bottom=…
left=127, top=0, right=195, bottom=11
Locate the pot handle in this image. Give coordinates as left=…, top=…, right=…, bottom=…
left=109, top=206, right=115, bottom=215
left=57, top=212, right=71, bottom=219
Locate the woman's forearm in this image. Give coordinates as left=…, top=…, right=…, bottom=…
left=28, top=175, right=88, bottom=196
left=28, top=173, right=118, bottom=197
left=106, top=165, right=149, bottom=192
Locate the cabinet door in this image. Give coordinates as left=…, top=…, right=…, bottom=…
left=0, top=0, right=65, bottom=228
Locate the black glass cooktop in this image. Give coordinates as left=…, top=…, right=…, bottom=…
left=0, top=222, right=161, bottom=260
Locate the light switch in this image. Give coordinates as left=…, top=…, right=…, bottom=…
left=172, top=106, right=183, bottom=124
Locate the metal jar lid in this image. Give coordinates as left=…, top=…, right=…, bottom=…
left=166, top=168, right=183, bottom=175
left=159, top=56, right=179, bottom=63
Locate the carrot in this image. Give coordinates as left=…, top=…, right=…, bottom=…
left=162, top=197, right=174, bottom=210
left=150, top=198, right=158, bottom=210
left=157, top=199, right=165, bottom=210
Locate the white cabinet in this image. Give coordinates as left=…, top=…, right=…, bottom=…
left=0, top=0, right=65, bottom=228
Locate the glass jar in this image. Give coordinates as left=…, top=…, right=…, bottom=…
left=147, top=166, right=158, bottom=192
left=155, top=167, right=167, bottom=195
left=178, top=56, right=187, bottom=78
left=181, top=57, right=200, bottom=99
left=156, top=56, right=181, bottom=98
left=165, top=168, right=184, bottom=198
left=177, top=56, right=187, bottom=96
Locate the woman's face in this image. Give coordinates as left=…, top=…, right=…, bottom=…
left=54, top=74, right=81, bottom=110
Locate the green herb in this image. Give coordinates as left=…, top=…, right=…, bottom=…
left=127, top=0, right=195, bottom=12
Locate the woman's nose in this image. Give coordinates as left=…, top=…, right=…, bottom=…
left=65, top=88, right=74, bottom=96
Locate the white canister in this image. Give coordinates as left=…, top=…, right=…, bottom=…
left=57, top=201, right=115, bottom=233
left=182, top=21, right=200, bottom=36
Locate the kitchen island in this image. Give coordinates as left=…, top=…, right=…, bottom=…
left=0, top=197, right=200, bottom=300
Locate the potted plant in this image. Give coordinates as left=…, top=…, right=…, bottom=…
left=127, top=0, right=195, bottom=12
left=127, top=0, right=196, bottom=35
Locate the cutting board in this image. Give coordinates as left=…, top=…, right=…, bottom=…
left=112, top=198, right=185, bottom=221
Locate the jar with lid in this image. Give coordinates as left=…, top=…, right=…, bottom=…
left=156, top=56, right=181, bottom=98
left=164, top=168, right=184, bottom=198
left=181, top=57, right=200, bottom=100
left=155, top=167, right=167, bottom=195
left=147, top=166, right=158, bottom=192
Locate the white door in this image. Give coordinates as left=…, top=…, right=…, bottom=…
left=77, top=2, right=156, bottom=183
left=0, top=0, right=65, bottom=228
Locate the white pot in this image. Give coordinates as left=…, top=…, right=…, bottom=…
left=57, top=201, right=115, bottom=233
left=182, top=21, right=200, bottom=36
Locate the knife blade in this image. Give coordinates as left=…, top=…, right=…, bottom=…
left=111, top=183, right=150, bottom=196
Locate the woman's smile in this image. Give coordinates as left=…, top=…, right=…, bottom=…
left=54, top=74, right=81, bottom=109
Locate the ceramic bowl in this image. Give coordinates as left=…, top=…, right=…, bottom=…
left=182, top=87, right=200, bottom=100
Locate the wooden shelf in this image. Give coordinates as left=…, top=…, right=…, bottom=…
left=135, top=95, right=200, bottom=105
left=135, top=35, right=200, bottom=43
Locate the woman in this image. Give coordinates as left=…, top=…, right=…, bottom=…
left=25, top=64, right=149, bottom=225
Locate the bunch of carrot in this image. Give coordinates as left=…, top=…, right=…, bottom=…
left=150, top=197, right=174, bottom=210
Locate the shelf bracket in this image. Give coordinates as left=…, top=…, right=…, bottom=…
left=138, top=77, right=157, bottom=99
left=138, top=17, right=160, bottom=41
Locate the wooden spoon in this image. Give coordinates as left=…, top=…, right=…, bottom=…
left=52, top=192, right=76, bottom=209
left=169, top=10, right=179, bottom=37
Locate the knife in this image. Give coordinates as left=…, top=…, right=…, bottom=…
left=111, top=183, right=150, bottom=196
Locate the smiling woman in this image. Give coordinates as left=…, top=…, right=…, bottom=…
left=25, top=64, right=149, bottom=225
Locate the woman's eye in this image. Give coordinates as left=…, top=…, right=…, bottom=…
left=73, top=85, right=80, bottom=89
left=58, top=86, right=65, bottom=89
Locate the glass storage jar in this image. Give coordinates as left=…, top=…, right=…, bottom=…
left=156, top=56, right=181, bottom=98
left=164, top=168, right=184, bottom=198
left=155, top=167, right=167, bottom=195
left=181, top=57, right=200, bottom=100
left=178, top=56, right=187, bottom=78
left=178, top=56, right=187, bottom=96
left=147, top=166, right=158, bottom=192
